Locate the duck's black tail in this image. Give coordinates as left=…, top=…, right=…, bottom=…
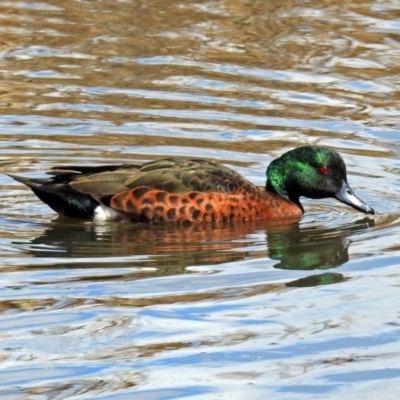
left=8, top=174, right=99, bottom=219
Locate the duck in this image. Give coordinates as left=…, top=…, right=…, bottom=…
left=8, top=145, right=374, bottom=223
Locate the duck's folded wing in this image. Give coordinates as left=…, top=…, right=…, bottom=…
left=68, top=160, right=252, bottom=197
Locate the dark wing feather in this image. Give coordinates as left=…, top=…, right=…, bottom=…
left=69, top=169, right=143, bottom=196
left=120, top=159, right=251, bottom=194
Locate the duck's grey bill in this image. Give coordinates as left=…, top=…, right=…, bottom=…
left=335, top=181, right=374, bottom=215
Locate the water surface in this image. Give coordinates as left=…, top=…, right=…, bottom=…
left=1, top=0, right=400, bottom=398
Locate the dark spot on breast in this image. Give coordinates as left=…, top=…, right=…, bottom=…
left=179, top=205, right=187, bottom=214
left=133, top=187, right=150, bottom=199
left=192, top=209, right=201, bottom=220
left=155, top=205, right=164, bottom=213
left=182, top=198, right=190, bottom=204
left=169, top=195, right=178, bottom=205
left=211, top=212, right=217, bottom=221
left=143, top=197, right=154, bottom=205
left=167, top=208, right=176, bottom=220
left=230, top=205, right=236, bottom=211
left=230, top=213, right=235, bottom=219
left=189, top=192, right=198, bottom=200
left=197, top=198, right=204, bottom=206
left=140, top=208, right=152, bottom=221
left=205, top=203, right=213, bottom=211
left=156, top=191, right=167, bottom=203
left=189, top=206, right=196, bottom=214
left=248, top=204, right=253, bottom=211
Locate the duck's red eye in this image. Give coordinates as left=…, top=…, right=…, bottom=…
left=319, top=166, right=329, bottom=174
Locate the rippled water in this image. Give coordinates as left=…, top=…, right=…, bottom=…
left=1, top=0, right=400, bottom=398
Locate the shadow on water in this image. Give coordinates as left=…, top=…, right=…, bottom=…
left=11, top=216, right=375, bottom=288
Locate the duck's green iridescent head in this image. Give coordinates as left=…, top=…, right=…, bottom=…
left=266, top=145, right=374, bottom=214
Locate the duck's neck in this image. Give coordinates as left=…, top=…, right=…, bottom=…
left=266, top=153, right=306, bottom=210
left=265, top=182, right=304, bottom=214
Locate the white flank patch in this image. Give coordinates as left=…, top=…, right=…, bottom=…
left=93, top=205, right=129, bottom=222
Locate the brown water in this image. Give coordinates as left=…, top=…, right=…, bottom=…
left=1, top=0, right=400, bottom=398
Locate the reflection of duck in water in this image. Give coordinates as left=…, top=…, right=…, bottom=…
left=22, top=217, right=374, bottom=288
left=9, top=146, right=374, bottom=223
left=268, top=218, right=375, bottom=270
